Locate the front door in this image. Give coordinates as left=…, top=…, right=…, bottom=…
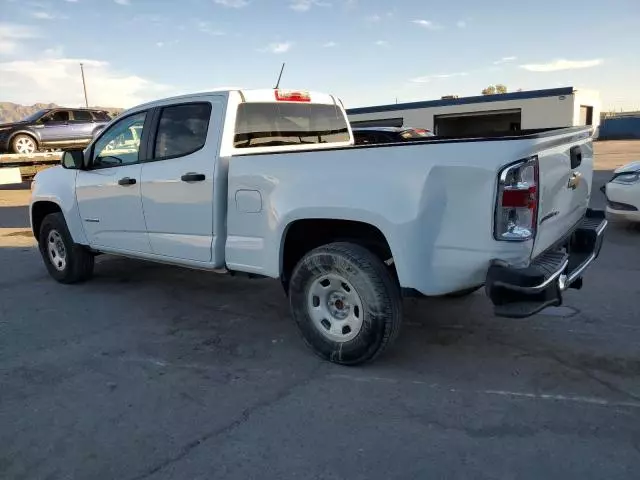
left=140, top=100, right=219, bottom=262
left=76, top=111, right=151, bottom=253
left=38, top=110, right=72, bottom=144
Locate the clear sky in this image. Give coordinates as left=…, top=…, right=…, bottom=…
left=0, top=0, right=638, bottom=111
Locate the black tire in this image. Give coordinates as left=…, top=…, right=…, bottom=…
left=289, top=242, right=402, bottom=365
left=444, top=285, right=482, bottom=298
left=38, top=212, right=94, bottom=284
left=11, top=134, right=38, bottom=155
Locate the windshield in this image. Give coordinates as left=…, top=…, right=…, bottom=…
left=21, top=109, right=49, bottom=122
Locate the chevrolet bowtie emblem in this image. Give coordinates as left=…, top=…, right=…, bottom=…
left=568, top=172, right=582, bottom=190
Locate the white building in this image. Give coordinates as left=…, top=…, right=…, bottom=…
left=346, top=87, right=601, bottom=136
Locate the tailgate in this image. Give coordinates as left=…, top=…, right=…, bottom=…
left=532, top=131, right=593, bottom=258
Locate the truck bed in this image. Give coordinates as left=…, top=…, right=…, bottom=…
left=226, top=125, right=594, bottom=295
left=233, top=126, right=594, bottom=156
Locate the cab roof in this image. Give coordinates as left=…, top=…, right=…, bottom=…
left=131, top=89, right=342, bottom=112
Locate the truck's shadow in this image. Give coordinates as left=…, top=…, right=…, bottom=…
left=0, top=206, right=30, bottom=228
left=85, top=253, right=640, bottom=383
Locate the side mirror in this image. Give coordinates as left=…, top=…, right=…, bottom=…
left=61, top=149, right=84, bottom=170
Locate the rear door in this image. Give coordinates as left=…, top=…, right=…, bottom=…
left=70, top=109, right=95, bottom=140
left=532, top=130, right=594, bottom=257
left=140, top=98, right=223, bottom=263
left=91, top=110, right=112, bottom=131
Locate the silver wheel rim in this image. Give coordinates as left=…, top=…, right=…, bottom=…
left=307, top=274, right=364, bottom=342
left=15, top=137, right=36, bottom=154
left=47, top=230, right=67, bottom=271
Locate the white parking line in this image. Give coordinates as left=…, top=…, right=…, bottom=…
left=480, top=389, right=640, bottom=409
left=406, top=321, right=640, bottom=337
left=122, top=358, right=640, bottom=410
left=328, top=374, right=640, bottom=409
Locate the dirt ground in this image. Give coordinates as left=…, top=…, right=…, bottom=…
left=594, top=139, right=640, bottom=170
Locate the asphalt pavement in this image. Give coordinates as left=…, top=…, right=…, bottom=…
left=1, top=146, right=639, bottom=480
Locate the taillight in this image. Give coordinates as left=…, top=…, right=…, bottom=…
left=274, top=90, right=311, bottom=102
left=494, top=156, right=539, bottom=241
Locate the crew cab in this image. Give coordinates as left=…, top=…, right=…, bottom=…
left=29, top=88, right=607, bottom=365
left=0, top=108, right=111, bottom=154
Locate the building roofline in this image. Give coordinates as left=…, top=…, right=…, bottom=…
left=346, top=86, right=575, bottom=116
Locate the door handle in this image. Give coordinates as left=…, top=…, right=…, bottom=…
left=181, top=173, right=206, bottom=182
left=570, top=145, right=582, bottom=169
left=118, top=177, right=137, bottom=186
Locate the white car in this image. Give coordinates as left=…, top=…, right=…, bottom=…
left=603, top=161, right=640, bottom=222
left=29, top=88, right=607, bottom=365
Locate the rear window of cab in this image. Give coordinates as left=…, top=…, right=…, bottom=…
left=233, top=102, right=350, bottom=149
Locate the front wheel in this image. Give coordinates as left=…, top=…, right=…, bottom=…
left=288, top=242, right=402, bottom=365
left=38, top=213, right=95, bottom=284
left=11, top=134, right=38, bottom=155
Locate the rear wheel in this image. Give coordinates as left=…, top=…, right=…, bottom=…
left=11, top=134, right=38, bottom=154
left=289, top=242, right=402, bottom=365
left=38, top=213, right=94, bottom=284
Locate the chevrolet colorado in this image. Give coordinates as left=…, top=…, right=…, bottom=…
left=29, top=88, right=607, bottom=365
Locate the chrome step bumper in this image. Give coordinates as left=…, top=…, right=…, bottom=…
left=485, top=209, right=607, bottom=318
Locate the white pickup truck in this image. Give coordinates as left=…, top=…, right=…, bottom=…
left=29, top=88, right=607, bottom=365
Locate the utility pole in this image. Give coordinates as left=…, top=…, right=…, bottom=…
left=79, top=63, right=89, bottom=107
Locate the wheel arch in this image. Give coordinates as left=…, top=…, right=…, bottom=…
left=31, top=200, right=62, bottom=239
left=279, top=218, right=398, bottom=290
left=9, top=130, right=40, bottom=149
left=287, top=240, right=403, bottom=365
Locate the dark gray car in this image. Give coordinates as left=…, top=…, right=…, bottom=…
left=352, top=126, right=435, bottom=145
left=0, top=108, right=111, bottom=155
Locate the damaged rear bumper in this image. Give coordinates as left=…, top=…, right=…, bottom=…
left=485, top=209, right=607, bottom=318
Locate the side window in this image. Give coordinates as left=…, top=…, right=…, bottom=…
left=51, top=111, right=70, bottom=122
left=153, top=103, right=211, bottom=160
left=92, top=112, right=146, bottom=168
left=92, top=111, right=111, bottom=122
left=41, top=111, right=69, bottom=123
left=72, top=110, right=93, bottom=122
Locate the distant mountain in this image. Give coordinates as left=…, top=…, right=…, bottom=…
left=0, top=102, right=124, bottom=123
